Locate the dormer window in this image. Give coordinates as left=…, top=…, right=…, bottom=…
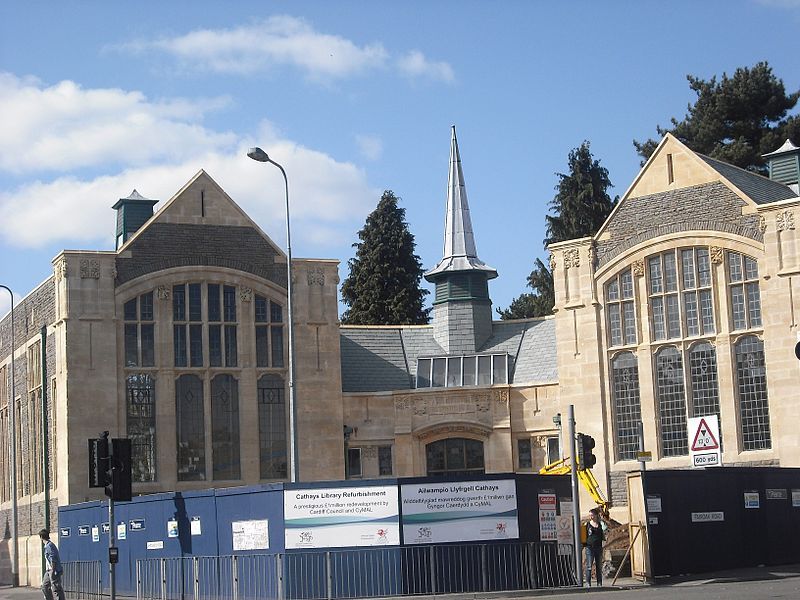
left=416, top=353, right=508, bottom=388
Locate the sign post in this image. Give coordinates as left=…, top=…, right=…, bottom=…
left=688, top=415, right=721, bottom=468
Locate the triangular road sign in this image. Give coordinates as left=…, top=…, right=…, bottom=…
left=691, top=418, right=719, bottom=451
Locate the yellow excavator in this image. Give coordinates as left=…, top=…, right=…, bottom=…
left=539, top=458, right=610, bottom=518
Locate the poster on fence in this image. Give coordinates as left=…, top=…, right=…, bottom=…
left=401, top=479, right=518, bottom=545
left=284, top=485, right=399, bottom=549
left=232, top=519, right=269, bottom=551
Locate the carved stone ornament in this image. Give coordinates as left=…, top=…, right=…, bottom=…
left=416, top=424, right=489, bottom=441
left=240, top=287, right=253, bottom=302
left=564, top=248, right=580, bottom=269
left=79, top=259, right=100, bottom=279
left=588, top=244, right=596, bottom=266
left=361, top=446, right=377, bottom=459
left=413, top=399, right=428, bottom=416
left=54, top=258, right=67, bottom=281
left=549, top=252, right=557, bottom=272
left=394, top=396, right=411, bottom=411
left=758, top=215, right=767, bottom=234
left=493, top=389, right=509, bottom=404
left=777, top=210, right=795, bottom=232
left=307, top=267, right=325, bottom=286
left=710, top=246, right=724, bottom=265
left=631, top=259, right=645, bottom=278
left=156, top=285, right=171, bottom=301
left=111, top=266, right=118, bottom=280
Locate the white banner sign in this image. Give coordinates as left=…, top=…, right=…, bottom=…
left=401, top=479, right=518, bottom=545
left=232, top=519, right=269, bottom=551
left=688, top=415, right=721, bottom=468
left=284, top=485, right=399, bottom=549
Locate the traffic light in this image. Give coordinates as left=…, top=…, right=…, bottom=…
left=576, top=433, right=597, bottom=470
left=104, top=438, right=132, bottom=502
left=89, top=432, right=110, bottom=488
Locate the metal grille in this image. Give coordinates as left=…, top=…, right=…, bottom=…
left=127, top=373, right=156, bottom=482
left=611, top=352, right=642, bottom=461
left=655, top=347, right=688, bottom=457
left=735, top=336, right=771, bottom=450
left=135, top=543, right=577, bottom=600
left=63, top=560, right=102, bottom=600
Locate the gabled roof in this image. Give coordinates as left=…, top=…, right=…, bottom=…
left=698, top=154, right=797, bottom=205
left=339, top=317, right=557, bottom=393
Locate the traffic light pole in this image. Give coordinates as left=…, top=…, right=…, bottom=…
left=568, top=405, right=583, bottom=586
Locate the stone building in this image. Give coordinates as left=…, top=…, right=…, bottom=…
left=1, top=129, right=799, bottom=584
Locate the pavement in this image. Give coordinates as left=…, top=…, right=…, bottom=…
left=1, top=564, right=799, bottom=599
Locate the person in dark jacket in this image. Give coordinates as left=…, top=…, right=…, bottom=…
left=39, top=529, right=66, bottom=600
left=584, top=508, right=605, bottom=587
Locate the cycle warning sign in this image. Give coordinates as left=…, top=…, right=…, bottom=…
left=688, top=415, right=721, bottom=468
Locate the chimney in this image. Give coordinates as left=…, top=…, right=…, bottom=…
left=112, top=190, right=158, bottom=249
left=763, top=139, right=800, bottom=195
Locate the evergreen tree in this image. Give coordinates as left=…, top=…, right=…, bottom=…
left=634, top=62, right=800, bottom=172
left=341, top=190, right=430, bottom=325
left=499, top=142, right=615, bottom=319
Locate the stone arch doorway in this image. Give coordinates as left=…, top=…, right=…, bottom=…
left=425, top=438, right=485, bottom=477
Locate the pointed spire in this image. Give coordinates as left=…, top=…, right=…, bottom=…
left=425, top=126, right=497, bottom=280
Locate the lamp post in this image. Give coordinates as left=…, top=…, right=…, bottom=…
left=0, top=284, right=18, bottom=586
left=247, top=148, right=299, bottom=483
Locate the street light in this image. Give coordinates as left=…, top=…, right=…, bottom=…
left=247, top=147, right=299, bottom=483
left=0, top=284, right=18, bottom=586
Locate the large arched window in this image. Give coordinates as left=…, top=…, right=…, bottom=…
left=126, top=374, right=156, bottom=482
left=727, top=252, right=762, bottom=331
left=426, top=438, right=484, bottom=477
left=734, top=336, right=771, bottom=450
left=257, top=374, right=287, bottom=479
left=176, top=374, right=205, bottom=481
left=655, top=347, right=688, bottom=457
left=606, top=269, right=636, bottom=347
left=611, top=352, right=642, bottom=461
left=689, top=342, right=720, bottom=421
left=211, top=374, right=240, bottom=480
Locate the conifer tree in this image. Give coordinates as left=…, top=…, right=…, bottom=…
left=634, top=62, right=800, bottom=172
left=341, top=190, right=430, bottom=325
left=499, top=142, right=615, bottom=319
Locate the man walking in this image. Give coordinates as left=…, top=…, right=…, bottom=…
left=39, top=529, right=66, bottom=600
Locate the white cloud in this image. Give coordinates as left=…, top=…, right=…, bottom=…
left=397, top=51, right=455, bottom=84
left=117, top=16, right=454, bottom=83
left=355, top=134, right=383, bottom=161
left=123, top=16, right=388, bottom=80
left=0, top=73, right=236, bottom=174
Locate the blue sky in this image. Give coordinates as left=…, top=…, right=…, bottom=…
left=2, top=1, right=799, bottom=318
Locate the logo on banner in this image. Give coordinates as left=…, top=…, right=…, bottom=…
left=691, top=418, right=719, bottom=451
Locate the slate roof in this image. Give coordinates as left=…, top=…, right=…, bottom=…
left=699, top=154, right=797, bottom=204
left=340, top=318, right=557, bottom=393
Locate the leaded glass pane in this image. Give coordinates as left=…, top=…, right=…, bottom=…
left=623, top=302, right=636, bottom=345
left=271, top=326, right=284, bottom=368
left=141, top=324, right=155, bottom=367
left=731, top=285, right=747, bottom=330
left=208, top=284, right=220, bottom=322
left=744, top=256, right=759, bottom=280
left=173, top=285, right=186, bottom=321
left=682, top=249, right=696, bottom=289
left=212, top=374, right=240, bottom=480
left=255, top=295, right=268, bottom=323
left=124, top=298, right=137, bottom=321
left=612, top=352, right=642, bottom=461
left=173, top=325, right=187, bottom=368
left=649, top=257, right=663, bottom=294
left=270, top=301, right=283, bottom=323
left=258, top=375, right=287, bottom=479
left=379, top=446, right=393, bottom=476
left=621, top=270, right=634, bottom=299
left=735, top=336, right=771, bottom=450
left=127, top=374, right=156, bottom=482
left=700, top=290, right=715, bottom=334
left=608, top=304, right=622, bottom=347
left=256, top=326, right=269, bottom=368
left=666, top=295, right=681, bottom=338
left=189, top=324, right=203, bottom=367
left=728, top=252, right=743, bottom=282
left=223, top=286, right=236, bottom=322
left=664, top=252, right=678, bottom=292
left=746, top=282, right=762, bottom=327
left=684, top=291, right=699, bottom=336
left=140, top=292, right=154, bottom=321
left=189, top=284, right=202, bottom=321
left=656, top=347, right=688, bottom=457
left=518, top=439, right=532, bottom=469
left=689, top=343, right=720, bottom=422
left=176, top=374, right=205, bottom=481
left=209, top=325, right=222, bottom=367
left=606, top=279, right=619, bottom=302
left=697, top=249, right=711, bottom=287
left=224, top=325, right=237, bottom=367
left=652, top=297, right=666, bottom=341
left=125, top=324, right=138, bottom=367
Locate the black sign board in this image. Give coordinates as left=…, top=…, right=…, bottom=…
left=60, top=528, right=71, bottom=538
left=78, top=525, right=90, bottom=536
left=129, top=519, right=146, bottom=531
